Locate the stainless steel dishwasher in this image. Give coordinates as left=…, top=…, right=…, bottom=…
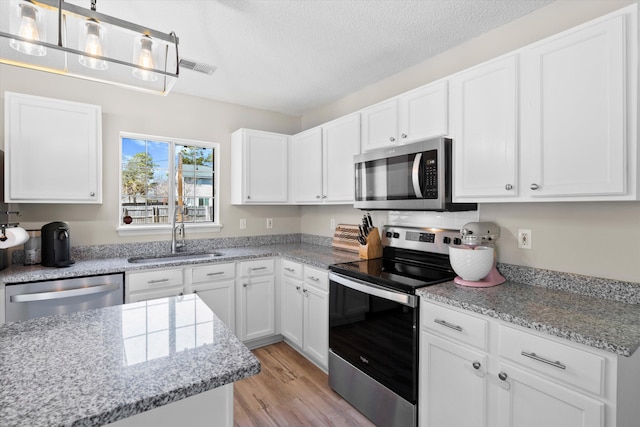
left=5, top=273, right=124, bottom=322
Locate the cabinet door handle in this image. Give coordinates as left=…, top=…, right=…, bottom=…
left=90, top=192, right=95, bottom=197
left=206, top=271, right=225, bottom=276
left=284, top=267, right=295, bottom=272
left=148, top=278, right=169, bottom=284
left=472, top=361, right=481, bottom=370
left=401, top=133, right=407, bottom=139
left=521, top=351, right=566, bottom=370
left=389, top=136, right=395, bottom=142
left=295, top=286, right=301, bottom=291
left=192, top=290, right=198, bottom=294
left=303, top=289, right=308, bottom=297
left=530, top=183, right=540, bottom=190
left=247, top=195, right=251, bottom=199
left=316, top=195, right=321, bottom=199
left=251, top=266, right=267, bottom=271
left=434, top=318, right=463, bottom=332
left=243, top=283, right=248, bottom=287
left=498, top=372, right=508, bottom=381
left=306, top=276, right=320, bottom=282
left=505, top=184, right=513, bottom=190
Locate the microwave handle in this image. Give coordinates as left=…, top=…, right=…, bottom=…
left=412, top=153, right=423, bottom=198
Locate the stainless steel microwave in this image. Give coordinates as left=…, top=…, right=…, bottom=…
left=354, top=137, right=477, bottom=211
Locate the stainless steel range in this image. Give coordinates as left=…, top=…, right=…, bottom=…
left=328, top=225, right=462, bottom=427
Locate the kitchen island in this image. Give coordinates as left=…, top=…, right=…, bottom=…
left=0, top=293, right=260, bottom=427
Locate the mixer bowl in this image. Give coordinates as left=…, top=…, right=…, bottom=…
left=449, top=245, right=495, bottom=281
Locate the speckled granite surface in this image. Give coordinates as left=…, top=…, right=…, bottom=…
left=417, top=280, right=640, bottom=357
left=0, top=294, right=260, bottom=427
left=0, top=242, right=360, bottom=284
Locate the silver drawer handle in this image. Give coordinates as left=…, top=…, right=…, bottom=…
left=306, top=276, right=320, bottom=281
left=284, top=267, right=295, bottom=272
left=206, top=271, right=225, bottom=276
left=148, top=278, right=169, bottom=284
left=521, top=351, right=566, bottom=370
left=250, top=266, right=267, bottom=271
left=434, top=318, right=463, bottom=332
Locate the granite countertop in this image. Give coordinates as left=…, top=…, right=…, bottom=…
left=0, top=243, right=361, bottom=284
left=0, top=294, right=260, bottom=427
left=417, top=280, right=640, bottom=357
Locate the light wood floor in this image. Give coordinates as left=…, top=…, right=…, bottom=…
left=234, top=342, right=376, bottom=427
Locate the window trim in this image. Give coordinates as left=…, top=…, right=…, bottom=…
left=117, top=131, right=221, bottom=235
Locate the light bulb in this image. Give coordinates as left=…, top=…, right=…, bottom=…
left=132, top=36, right=158, bottom=81
left=9, top=3, right=46, bottom=56
left=79, top=21, right=108, bottom=70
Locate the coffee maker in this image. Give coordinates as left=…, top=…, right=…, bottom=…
left=41, top=222, right=74, bottom=267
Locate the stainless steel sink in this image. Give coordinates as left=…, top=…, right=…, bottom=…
left=127, top=252, right=222, bottom=264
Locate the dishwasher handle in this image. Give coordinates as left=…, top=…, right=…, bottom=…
left=10, top=283, right=121, bottom=303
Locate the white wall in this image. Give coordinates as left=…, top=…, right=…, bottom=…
left=0, top=65, right=302, bottom=246
left=299, top=0, right=640, bottom=283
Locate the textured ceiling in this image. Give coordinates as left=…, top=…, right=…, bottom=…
left=65, top=0, right=554, bottom=115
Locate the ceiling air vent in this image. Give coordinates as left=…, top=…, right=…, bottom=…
left=179, top=58, right=217, bottom=75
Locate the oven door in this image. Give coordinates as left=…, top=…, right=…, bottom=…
left=329, top=272, right=419, bottom=403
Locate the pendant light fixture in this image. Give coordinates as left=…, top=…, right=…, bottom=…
left=78, top=0, right=107, bottom=71
left=0, top=0, right=180, bottom=95
left=9, top=1, right=46, bottom=56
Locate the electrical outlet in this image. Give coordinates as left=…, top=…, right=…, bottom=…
left=266, top=218, right=273, bottom=229
left=518, top=229, right=532, bottom=249
left=330, top=219, right=336, bottom=229
left=239, top=218, right=246, bottom=230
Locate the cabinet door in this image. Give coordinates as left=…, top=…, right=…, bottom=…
left=232, top=129, right=288, bottom=204
left=292, top=127, right=323, bottom=203
left=360, top=99, right=398, bottom=151
left=5, top=92, right=101, bottom=203
left=521, top=15, right=626, bottom=198
left=451, top=55, right=519, bottom=199
left=497, top=363, right=604, bottom=427
left=398, top=81, right=448, bottom=144
left=323, top=113, right=361, bottom=203
left=303, top=284, right=329, bottom=368
left=191, top=280, right=235, bottom=333
left=237, top=275, right=275, bottom=342
left=420, top=332, right=488, bottom=427
left=281, top=275, right=304, bottom=347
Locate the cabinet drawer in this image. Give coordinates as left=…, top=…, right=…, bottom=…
left=192, top=263, right=235, bottom=284
left=499, top=326, right=605, bottom=395
left=303, top=265, right=328, bottom=292
left=282, top=259, right=303, bottom=279
left=238, top=258, right=275, bottom=277
left=422, top=301, right=488, bottom=350
left=127, top=269, right=183, bottom=293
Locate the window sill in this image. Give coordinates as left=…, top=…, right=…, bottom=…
left=117, top=223, right=223, bottom=236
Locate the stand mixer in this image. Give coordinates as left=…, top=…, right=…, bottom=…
left=449, top=222, right=506, bottom=288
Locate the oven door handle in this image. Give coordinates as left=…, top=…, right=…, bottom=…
left=10, top=283, right=121, bottom=303
left=329, top=273, right=417, bottom=308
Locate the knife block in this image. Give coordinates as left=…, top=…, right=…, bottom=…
left=359, top=227, right=383, bottom=259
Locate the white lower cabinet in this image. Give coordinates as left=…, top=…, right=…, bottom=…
left=236, top=259, right=276, bottom=342
left=125, top=263, right=236, bottom=333
left=420, top=300, right=640, bottom=427
left=280, top=260, right=329, bottom=369
left=420, top=332, right=488, bottom=427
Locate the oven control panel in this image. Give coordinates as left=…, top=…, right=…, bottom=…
left=382, top=225, right=462, bottom=255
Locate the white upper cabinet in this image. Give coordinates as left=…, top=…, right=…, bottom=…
left=361, top=99, right=399, bottom=152
left=322, top=113, right=361, bottom=203
left=292, top=127, right=323, bottom=203
left=292, top=113, right=360, bottom=204
left=451, top=55, right=519, bottom=199
left=5, top=92, right=102, bottom=204
left=361, top=80, right=448, bottom=152
left=398, top=81, right=449, bottom=144
left=231, top=128, right=289, bottom=204
left=452, top=5, right=637, bottom=202
left=521, top=13, right=628, bottom=199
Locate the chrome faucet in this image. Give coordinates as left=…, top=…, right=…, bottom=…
left=171, top=205, right=186, bottom=254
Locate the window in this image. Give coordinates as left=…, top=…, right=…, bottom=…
left=119, top=132, right=220, bottom=233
